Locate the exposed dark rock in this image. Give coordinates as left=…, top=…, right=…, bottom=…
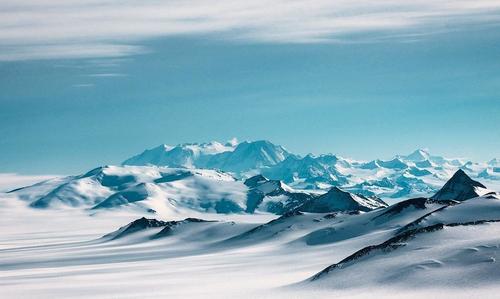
left=105, top=217, right=170, bottom=240
left=299, top=187, right=387, bottom=213
left=152, top=218, right=213, bottom=239
left=431, top=169, right=486, bottom=201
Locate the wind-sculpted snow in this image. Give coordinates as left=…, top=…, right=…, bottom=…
left=399, top=196, right=500, bottom=233
left=303, top=193, right=500, bottom=289
left=308, top=218, right=500, bottom=288
left=309, top=223, right=447, bottom=281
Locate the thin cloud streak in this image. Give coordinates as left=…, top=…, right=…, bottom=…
left=0, top=173, right=59, bottom=192
left=1, top=0, right=500, bottom=61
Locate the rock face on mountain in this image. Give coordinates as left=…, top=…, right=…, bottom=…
left=244, top=175, right=314, bottom=214
left=103, top=217, right=212, bottom=240
left=298, top=187, right=388, bottom=213
left=104, top=217, right=170, bottom=239
left=430, top=169, right=490, bottom=201
left=152, top=218, right=212, bottom=239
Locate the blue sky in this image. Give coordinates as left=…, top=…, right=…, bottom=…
left=1, top=1, right=500, bottom=174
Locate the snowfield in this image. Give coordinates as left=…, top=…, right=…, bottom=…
left=1, top=158, right=500, bottom=298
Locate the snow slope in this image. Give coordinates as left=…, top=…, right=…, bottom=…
left=10, top=166, right=248, bottom=216
left=307, top=197, right=500, bottom=290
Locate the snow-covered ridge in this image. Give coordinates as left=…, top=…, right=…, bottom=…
left=8, top=158, right=498, bottom=223
left=121, top=141, right=500, bottom=199
left=8, top=165, right=389, bottom=216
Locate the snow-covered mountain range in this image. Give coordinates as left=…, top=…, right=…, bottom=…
left=7, top=140, right=499, bottom=217
left=9, top=165, right=388, bottom=215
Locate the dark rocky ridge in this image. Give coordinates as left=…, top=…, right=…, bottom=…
left=431, top=169, right=488, bottom=201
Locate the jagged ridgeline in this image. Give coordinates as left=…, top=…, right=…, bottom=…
left=7, top=139, right=499, bottom=214
left=121, top=140, right=499, bottom=196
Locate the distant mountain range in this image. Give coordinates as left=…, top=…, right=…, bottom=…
left=8, top=141, right=498, bottom=216
left=123, top=140, right=291, bottom=173
left=122, top=140, right=500, bottom=198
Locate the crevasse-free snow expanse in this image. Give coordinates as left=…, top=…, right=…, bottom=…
left=1, top=141, right=500, bottom=298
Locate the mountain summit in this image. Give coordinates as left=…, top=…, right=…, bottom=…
left=122, top=142, right=235, bottom=168
left=203, top=140, right=292, bottom=173
left=122, top=140, right=291, bottom=174
left=404, top=149, right=430, bottom=162
left=299, top=187, right=387, bottom=213
left=430, top=169, right=489, bottom=201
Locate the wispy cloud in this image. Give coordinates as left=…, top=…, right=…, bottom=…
left=0, top=173, right=59, bottom=192
left=1, top=0, right=500, bottom=61
left=72, top=83, right=94, bottom=88
left=86, top=73, right=127, bottom=77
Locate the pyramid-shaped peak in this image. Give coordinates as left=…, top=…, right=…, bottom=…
left=430, top=169, right=487, bottom=201
left=299, top=186, right=387, bottom=213
left=405, top=148, right=430, bottom=162
left=244, top=174, right=269, bottom=187
left=449, top=169, right=485, bottom=187
left=327, top=186, right=346, bottom=194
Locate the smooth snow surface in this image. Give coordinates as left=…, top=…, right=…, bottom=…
left=2, top=189, right=500, bottom=298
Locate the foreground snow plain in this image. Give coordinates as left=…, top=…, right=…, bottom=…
left=2, top=191, right=500, bottom=298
